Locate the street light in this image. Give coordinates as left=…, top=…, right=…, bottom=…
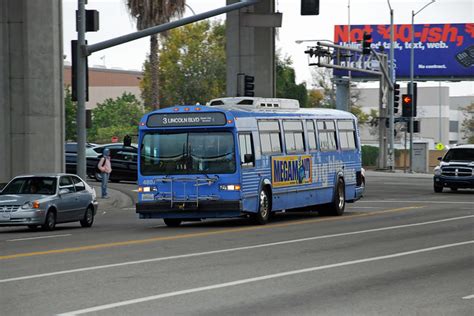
left=410, top=0, right=435, bottom=173
left=387, top=0, right=395, bottom=171
left=295, top=39, right=334, bottom=44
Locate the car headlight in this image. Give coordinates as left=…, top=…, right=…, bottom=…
left=21, top=201, right=40, bottom=209
left=434, top=167, right=441, bottom=176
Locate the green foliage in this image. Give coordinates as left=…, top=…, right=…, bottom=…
left=65, top=86, right=76, bottom=141
left=88, top=93, right=144, bottom=143
left=361, top=145, right=379, bottom=167
left=307, top=89, right=324, bottom=108
left=142, top=20, right=226, bottom=107
left=276, top=55, right=308, bottom=107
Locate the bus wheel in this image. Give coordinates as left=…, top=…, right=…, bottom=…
left=326, top=178, right=345, bottom=216
left=163, top=218, right=182, bottom=227
left=253, top=189, right=270, bottom=225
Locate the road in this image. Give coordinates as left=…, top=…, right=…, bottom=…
left=0, top=172, right=473, bottom=315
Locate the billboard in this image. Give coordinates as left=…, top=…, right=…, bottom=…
left=333, top=23, right=474, bottom=80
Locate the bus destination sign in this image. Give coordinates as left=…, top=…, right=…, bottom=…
left=147, top=112, right=227, bottom=127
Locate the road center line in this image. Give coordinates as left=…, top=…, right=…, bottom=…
left=2, top=214, right=472, bottom=284
left=0, top=205, right=422, bottom=261
left=56, top=240, right=474, bottom=316
left=7, top=234, right=72, bottom=242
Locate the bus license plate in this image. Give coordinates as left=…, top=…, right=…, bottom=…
left=141, top=194, right=154, bottom=201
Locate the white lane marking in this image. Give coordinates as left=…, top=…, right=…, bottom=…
left=7, top=234, right=72, bottom=242
left=462, top=294, right=474, bottom=300
left=382, top=182, right=427, bottom=185
left=132, top=189, right=139, bottom=192
left=347, top=206, right=379, bottom=209
left=360, top=200, right=474, bottom=204
left=2, top=215, right=473, bottom=284
left=57, top=240, right=474, bottom=316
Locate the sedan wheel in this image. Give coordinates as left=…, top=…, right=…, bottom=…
left=94, top=172, right=102, bottom=182
left=80, top=207, right=94, bottom=228
left=42, top=211, right=56, bottom=231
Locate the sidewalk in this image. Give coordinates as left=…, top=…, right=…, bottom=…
left=90, top=184, right=135, bottom=210
left=365, top=169, right=433, bottom=179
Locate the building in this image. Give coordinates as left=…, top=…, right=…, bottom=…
left=357, top=86, right=473, bottom=149
left=63, top=64, right=143, bottom=109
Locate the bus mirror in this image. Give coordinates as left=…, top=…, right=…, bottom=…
left=244, top=154, right=253, bottom=164
left=437, top=157, right=442, bottom=161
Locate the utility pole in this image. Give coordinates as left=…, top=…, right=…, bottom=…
left=387, top=0, right=395, bottom=171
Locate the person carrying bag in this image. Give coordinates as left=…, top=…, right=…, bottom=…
left=98, top=148, right=112, bottom=198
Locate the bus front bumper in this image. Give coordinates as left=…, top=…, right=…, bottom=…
left=136, top=200, right=243, bottom=219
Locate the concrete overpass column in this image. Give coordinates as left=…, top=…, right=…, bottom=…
left=0, top=0, right=64, bottom=182
left=226, top=0, right=280, bottom=98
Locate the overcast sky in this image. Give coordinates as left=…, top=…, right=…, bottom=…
left=62, top=0, right=473, bottom=96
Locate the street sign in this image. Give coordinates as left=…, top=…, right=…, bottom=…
left=435, top=143, right=445, bottom=151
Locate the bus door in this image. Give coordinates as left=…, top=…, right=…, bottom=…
left=238, top=132, right=259, bottom=213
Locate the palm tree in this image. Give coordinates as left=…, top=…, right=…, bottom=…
left=126, top=0, right=185, bottom=109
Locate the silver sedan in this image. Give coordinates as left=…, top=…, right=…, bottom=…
left=0, top=174, right=98, bottom=230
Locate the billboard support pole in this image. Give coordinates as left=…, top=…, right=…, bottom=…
left=410, top=0, right=435, bottom=173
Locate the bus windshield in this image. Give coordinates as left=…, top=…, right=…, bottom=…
left=140, top=131, right=236, bottom=175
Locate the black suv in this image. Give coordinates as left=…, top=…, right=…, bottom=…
left=65, top=142, right=98, bottom=174
left=433, top=144, right=474, bottom=193
left=87, top=144, right=138, bottom=182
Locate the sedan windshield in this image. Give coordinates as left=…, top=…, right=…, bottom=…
left=141, top=132, right=236, bottom=175
left=1, top=177, right=57, bottom=195
left=443, top=148, right=474, bottom=162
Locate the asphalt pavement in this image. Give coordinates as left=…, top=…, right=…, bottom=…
left=0, top=172, right=473, bottom=316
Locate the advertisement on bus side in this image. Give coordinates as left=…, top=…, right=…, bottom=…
left=272, top=155, right=312, bottom=188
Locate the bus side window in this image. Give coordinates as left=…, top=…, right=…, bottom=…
left=317, top=120, right=338, bottom=151
left=337, top=120, right=357, bottom=150
left=258, top=120, right=282, bottom=154
left=239, top=133, right=255, bottom=167
left=283, top=120, right=305, bottom=153
left=306, top=120, right=318, bottom=151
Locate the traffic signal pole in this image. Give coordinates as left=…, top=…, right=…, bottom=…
left=76, top=0, right=87, bottom=180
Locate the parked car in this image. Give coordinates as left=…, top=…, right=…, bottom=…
left=65, top=142, right=98, bottom=174
left=0, top=174, right=98, bottom=230
left=433, top=144, right=474, bottom=193
left=86, top=143, right=138, bottom=182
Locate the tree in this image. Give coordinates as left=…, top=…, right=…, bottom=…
left=142, top=20, right=226, bottom=107
left=88, top=93, right=144, bottom=143
left=276, top=55, right=308, bottom=107
left=126, top=0, right=185, bottom=109
left=311, top=68, right=368, bottom=125
left=461, top=102, right=474, bottom=143
left=65, top=86, right=77, bottom=141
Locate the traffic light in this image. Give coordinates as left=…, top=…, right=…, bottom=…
left=362, top=33, right=372, bottom=54
left=407, top=82, right=417, bottom=117
left=301, top=0, right=320, bottom=15
left=244, top=75, right=255, bottom=97
left=407, top=120, right=420, bottom=133
left=393, top=83, right=400, bottom=114
left=402, top=94, right=413, bottom=117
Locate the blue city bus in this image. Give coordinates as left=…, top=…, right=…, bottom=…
left=136, top=97, right=364, bottom=226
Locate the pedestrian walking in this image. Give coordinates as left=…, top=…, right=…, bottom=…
left=98, top=148, right=112, bottom=198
